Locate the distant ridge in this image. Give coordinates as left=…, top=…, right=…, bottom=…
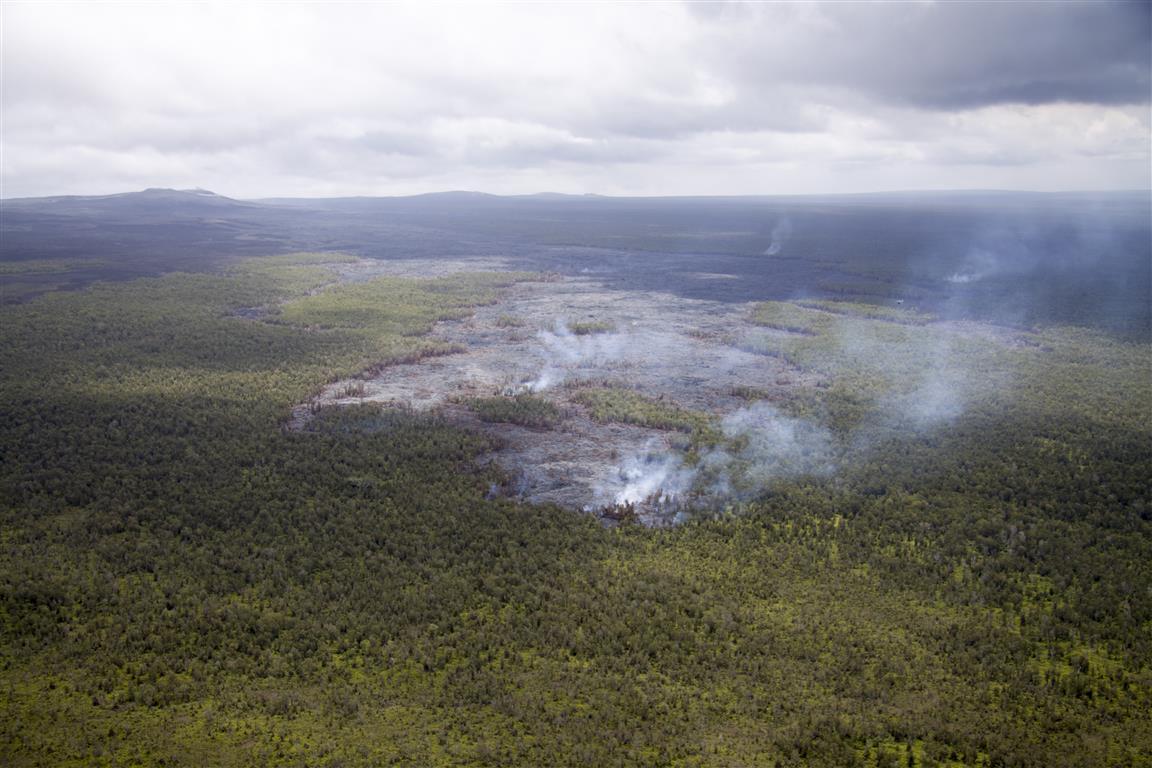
left=4, top=187, right=233, bottom=203
left=248, top=188, right=1149, bottom=207
left=6, top=186, right=1151, bottom=206
left=407, top=190, right=498, bottom=200
left=519, top=192, right=607, bottom=200
left=1, top=187, right=259, bottom=215
left=6, top=187, right=1148, bottom=211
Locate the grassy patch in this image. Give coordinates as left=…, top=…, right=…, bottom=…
left=572, top=387, right=701, bottom=431
left=749, top=301, right=834, bottom=335
left=796, top=298, right=935, bottom=324
left=494, top=314, right=525, bottom=328
left=276, top=272, right=521, bottom=333
left=0, top=257, right=109, bottom=275
left=568, top=319, right=616, bottom=335
left=464, top=394, right=563, bottom=428
left=726, top=384, right=774, bottom=401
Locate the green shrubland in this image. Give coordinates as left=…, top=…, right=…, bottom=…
left=572, top=386, right=711, bottom=433
left=493, top=314, right=524, bottom=328
left=794, top=298, right=936, bottom=324
left=464, top=394, right=564, bottom=428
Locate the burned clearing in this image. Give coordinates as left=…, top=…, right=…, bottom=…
left=285, top=260, right=1058, bottom=525
left=290, top=268, right=821, bottom=524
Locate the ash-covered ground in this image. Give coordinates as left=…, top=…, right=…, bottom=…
left=290, top=260, right=828, bottom=525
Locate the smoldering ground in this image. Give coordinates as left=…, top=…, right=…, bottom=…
left=285, top=258, right=1036, bottom=525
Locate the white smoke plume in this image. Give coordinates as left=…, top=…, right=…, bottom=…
left=611, top=443, right=696, bottom=506
left=522, top=321, right=628, bottom=392
left=946, top=247, right=1001, bottom=284
left=764, top=218, right=793, bottom=256
left=706, top=403, right=837, bottom=498
left=598, top=403, right=838, bottom=520
left=894, top=354, right=966, bottom=428
left=519, top=295, right=996, bottom=521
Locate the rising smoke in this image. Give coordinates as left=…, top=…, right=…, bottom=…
left=495, top=262, right=1025, bottom=520
left=521, top=321, right=629, bottom=392
left=609, top=442, right=697, bottom=506
left=598, top=401, right=840, bottom=518
left=946, top=247, right=1001, bottom=284
left=590, top=319, right=979, bottom=519
left=764, top=218, right=793, bottom=256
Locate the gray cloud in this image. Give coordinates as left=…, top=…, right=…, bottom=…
left=0, top=2, right=1148, bottom=198
left=704, top=1, right=1151, bottom=111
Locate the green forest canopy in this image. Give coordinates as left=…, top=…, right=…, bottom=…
left=1, top=253, right=1149, bottom=767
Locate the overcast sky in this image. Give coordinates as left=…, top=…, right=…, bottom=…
left=2, top=1, right=1149, bottom=198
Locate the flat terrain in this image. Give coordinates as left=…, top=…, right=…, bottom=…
left=293, top=262, right=1050, bottom=529
left=4, top=189, right=1149, bottom=338
left=1, top=198, right=1150, bottom=766
left=294, top=264, right=819, bottom=521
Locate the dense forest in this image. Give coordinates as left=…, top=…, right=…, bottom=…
left=1, top=253, right=1150, bottom=766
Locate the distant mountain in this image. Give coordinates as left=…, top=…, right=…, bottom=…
left=1, top=188, right=258, bottom=217
left=252, top=190, right=612, bottom=207
left=517, top=192, right=607, bottom=200
left=0, top=189, right=297, bottom=295
left=407, top=190, right=498, bottom=200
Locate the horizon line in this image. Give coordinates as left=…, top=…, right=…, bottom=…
left=3, top=186, right=1151, bottom=203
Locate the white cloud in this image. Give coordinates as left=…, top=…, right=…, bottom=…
left=1, top=1, right=1147, bottom=198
